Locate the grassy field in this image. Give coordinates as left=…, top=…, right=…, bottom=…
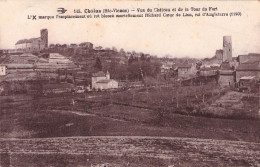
left=0, top=91, right=259, bottom=166
left=0, top=92, right=259, bottom=142
left=105, top=86, right=260, bottom=119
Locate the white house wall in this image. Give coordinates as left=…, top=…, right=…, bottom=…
left=0, top=66, right=6, bottom=76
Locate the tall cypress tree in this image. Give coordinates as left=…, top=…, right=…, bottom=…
left=94, top=57, right=102, bottom=71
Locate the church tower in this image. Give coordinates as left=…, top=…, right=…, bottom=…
left=40, top=29, right=48, bottom=48
left=223, top=36, right=232, bottom=62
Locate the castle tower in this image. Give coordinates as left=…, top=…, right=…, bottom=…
left=223, top=36, right=232, bottom=62
left=40, top=29, right=48, bottom=48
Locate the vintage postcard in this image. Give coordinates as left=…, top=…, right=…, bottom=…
left=0, top=0, right=260, bottom=166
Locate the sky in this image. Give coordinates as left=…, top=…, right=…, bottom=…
left=0, top=0, right=260, bottom=58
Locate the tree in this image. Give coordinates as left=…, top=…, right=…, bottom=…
left=112, top=46, right=118, bottom=52
left=128, top=55, right=136, bottom=65
left=140, top=54, right=146, bottom=61
left=49, top=44, right=55, bottom=48
left=61, top=44, right=67, bottom=48
left=94, top=57, right=102, bottom=71
left=119, top=48, right=125, bottom=55
left=196, top=61, right=202, bottom=70
left=109, top=60, right=128, bottom=80
left=127, top=62, right=142, bottom=80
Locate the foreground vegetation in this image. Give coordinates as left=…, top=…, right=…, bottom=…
left=1, top=136, right=259, bottom=167
left=99, top=84, right=259, bottom=120
left=0, top=88, right=259, bottom=166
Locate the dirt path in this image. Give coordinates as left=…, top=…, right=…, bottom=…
left=0, top=136, right=259, bottom=166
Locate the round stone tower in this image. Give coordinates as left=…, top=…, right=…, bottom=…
left=223, top=36, right=232, bottom=62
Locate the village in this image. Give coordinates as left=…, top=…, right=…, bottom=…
left=0, top=29, right=259, bottom=93
left=0, top=29, right=260, bottom=167
left=0, top=29, right=259, bottom=101
left=0, top=29, right=260, bottom=119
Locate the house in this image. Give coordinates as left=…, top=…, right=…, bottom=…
left=70, top=44, right=78, bottom=48
left=236, top=61, right=260, bottom=82
left=177, top=63, right=196, bottom=79
left=218, top=62, right=235, bottom=86
left=239, top=76, right=256, bottom=86
left=238, top=76, right=257, bottom=92
left=160, top=60, right=174, bottom=73
left=79, top=42, right=93, bottom=49
left=238, top=53, right=260, bottom=64
left=160, top=64, right=172, bottom=73
left=92, top=71, right=118, bottom=90
left=95, top=79, right=119, bottom=90
left=0, top=65, right=6, bottom=76
left=199, top=66, right=219, bottom=77
left=0, top=83, right=4, bottom=95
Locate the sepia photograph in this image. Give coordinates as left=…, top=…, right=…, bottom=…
left=0, top=0, right=260, bottom=166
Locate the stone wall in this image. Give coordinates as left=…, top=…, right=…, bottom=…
left=219, top=74, right=235, bottom=86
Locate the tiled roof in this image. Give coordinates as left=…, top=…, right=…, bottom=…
left=93, top=71, right=106, bottom=77
left=16, top=38, right=41, bottom=45
left=200, top=66, right=220, bottom=71
left=178, top=62, right=192, bottom=68
left=248, top=53, right=260, bottom=57
left=240, top=76, right=256, bottom=80
left=161, top=64, right=172, bottom=69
